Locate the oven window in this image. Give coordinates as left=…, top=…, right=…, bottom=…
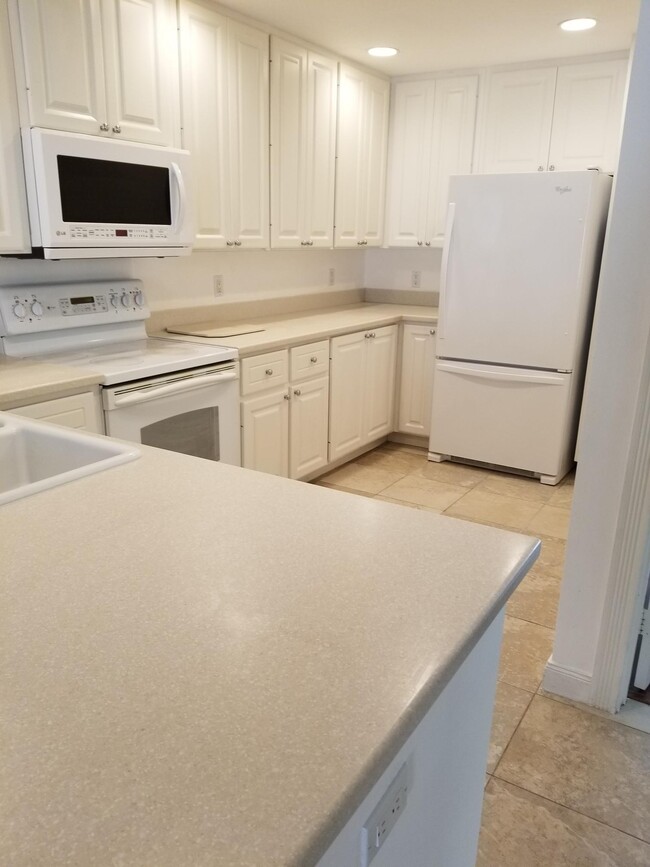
left=140, top=407, right=221, bottom=461
left=57, top=155, right=172, bottom=225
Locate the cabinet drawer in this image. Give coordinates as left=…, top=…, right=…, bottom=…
left=241, top=350, right=289, bottom=396
left=290, top=340, right=329, bottom=382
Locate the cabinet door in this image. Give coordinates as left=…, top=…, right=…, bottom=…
left=270, top=37, right=307, bottom=248
left=548, top=59, right=628, bottom=173
left=241, top=389, right=289, bottom=476
left=9, top=392, right=104, bottom=433
left=360, top=73, right=390, bottom=247
left=398, top=324, right=436, bottom=437
left=228, top=19, right=269, bottom=249
left=385, top=80, right=435, bottom=248
left=304, top=50, right=337, bottom=246
left=477, top=67, right=557, bottom=173
left=425, top=75, right=478, bottom=245
left=364, top=324, right=397, bottom=441
left=179, top=0, right=230, bottom=248
left=17, top=0, right=108, bottom=136
left=334, top=64, right=366, bottom=248
left=102, top=0, right=179, bottom=145
left=328, top=330, right=366, bottom=461
left=289, top=375, right=329, bottom=479
left=0, top=3, right=30, bottom=253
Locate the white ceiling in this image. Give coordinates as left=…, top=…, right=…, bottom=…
left=218, top=0, right=640, bottom=75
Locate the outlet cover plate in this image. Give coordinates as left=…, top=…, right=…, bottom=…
left=360, top=762, right=409, bottom=866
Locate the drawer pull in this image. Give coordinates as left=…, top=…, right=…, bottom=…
left=430, top=328, right=436, bottom=335
left=265, top=368, right=273, bottom=375
left=310, top=356, right=318, bottom=363
left=294, top=388, right=301, bottom=396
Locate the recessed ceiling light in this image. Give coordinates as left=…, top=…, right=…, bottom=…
left=559, top=17, right=597, bottom=32
left=368, top=47, right=399, bottom=57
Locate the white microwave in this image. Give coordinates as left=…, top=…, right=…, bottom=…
left=19, top=128, right=194, bottom=259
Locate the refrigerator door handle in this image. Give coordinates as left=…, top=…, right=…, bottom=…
left=437, top=361, right=567, bottom=386
left=438, top=202, right=456, bottom=341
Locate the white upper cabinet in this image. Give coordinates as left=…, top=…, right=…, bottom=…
left=477, top=58, right=628, bottom=174
left=335, top=64, right=390, bottom=248
left=16, top=0, right=178, bottom=144
left=477, top=66, right=557, bottom=173
left=386, top=75, right=477, bottom=247
left=548, top=59, right=628, bottom=173
left=180, top=1, right=269, bottom=249
left=270, top=36, right=337, bottom=248
left=0, top=2, right=30, bottom=253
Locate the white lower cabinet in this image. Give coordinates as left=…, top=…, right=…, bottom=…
left=8, top=391, right=104, bottom=433
left=240, top=341, right=329, bottom=479
left=397, top=323, right=437, bottom=437
left=329, top=325, right=397, bottom=462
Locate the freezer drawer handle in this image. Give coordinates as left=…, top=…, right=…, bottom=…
left=109, top=368, right=238, bottom=407
left=437, top=362, right=565, bottom=386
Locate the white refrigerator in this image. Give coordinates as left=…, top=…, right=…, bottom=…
left=428, top=170, right=612, bottom=485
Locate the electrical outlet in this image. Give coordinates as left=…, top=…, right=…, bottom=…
left=213, top=274, right=224, bottom=297
left=329, top=267, right=335, bottom=286
left=411, top=270, right=421, bottom=289
left=361, top=763, right=409, bottom=866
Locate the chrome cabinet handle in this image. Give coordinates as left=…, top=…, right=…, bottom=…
left=301, top=241, right=309, bottom=246
left=310, top=356, right=317, bottom=363
left=308, top=241, right=314, bottom=246
left=112, top=124, right=121, bottom=134
left=430, top=328, right=436, bottom=335
left=265, top=368, right=273, bottom=375
left=425, top=241, right=431, bottom=246
left=417, top=241, right=423, bottom=246
left=226, top=240, right=235, bottom=246
left=549, top=164, right=555, bottom=171
left=364, top=332, right=371, bottom=338
left=234, top=240, right=242, bottom=246
left=294, top=388, right=301, bottom=396
left=357, top=240, right=364, bottom=246
left=283, top=393, right=290, bottom=400
left=100, top=122, right=109, bottom=131
left=537, top=165, right=544, bottom=171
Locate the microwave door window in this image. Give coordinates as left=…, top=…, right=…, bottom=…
left=57, top=155, right=172, bottom=225
left=140, top=407, right=221, bottom=461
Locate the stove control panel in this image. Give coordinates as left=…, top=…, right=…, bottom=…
left=0, top=280, right=149, bottom=337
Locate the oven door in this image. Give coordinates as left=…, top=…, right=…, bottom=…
left=102, top=363, right=240, bottom=466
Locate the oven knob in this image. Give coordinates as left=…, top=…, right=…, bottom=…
left=31, top=301, right=44, bottom=317
left=134, top=291, right=144, bottom=308
left=120, top=294, right=131, bottom=308
left=12, top=302, right=26, bottom=319
left=110, top=295, right=119, bottom=308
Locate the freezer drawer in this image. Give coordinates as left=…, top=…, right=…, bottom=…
left=429, top=360, right=575, bottom=479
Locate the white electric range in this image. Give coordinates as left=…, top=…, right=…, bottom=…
left=0, top=281, right=241, bottom=465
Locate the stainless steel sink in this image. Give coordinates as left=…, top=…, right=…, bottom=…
left=0, top=412, right=140, bottom=505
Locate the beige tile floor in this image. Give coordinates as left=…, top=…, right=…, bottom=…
left=314, top=442, right=650, bottom=866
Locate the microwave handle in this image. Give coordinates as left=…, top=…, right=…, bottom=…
left=110, top=368, right=238, bottom=408
left=170, top=162, right=186, bottom=233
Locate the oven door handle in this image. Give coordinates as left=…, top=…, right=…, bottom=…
left=110, top=369, right=238, bottom=408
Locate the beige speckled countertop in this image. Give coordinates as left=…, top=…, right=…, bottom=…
left=156, top=302, right=438, bottom=356
left=0, top=356, right=102, bottom=410
left=1, top=439, right=538, bottom=866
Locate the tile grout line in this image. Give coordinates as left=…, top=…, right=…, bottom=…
left=488, top=776, right=650, bottom=848
left=490, top=686, right=537, bottom=779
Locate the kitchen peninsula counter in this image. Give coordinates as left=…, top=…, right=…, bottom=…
left=1, top=443, right=538, bottom=866
left=0, top=355, right=102, bottom=409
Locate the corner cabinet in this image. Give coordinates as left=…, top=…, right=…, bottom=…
left=335, top=64, right=390, bottom=248
left=329, top=325, right=397, bottom=462
left=397, top=324, right=436, bottom=437
left=0, top=1, right=30, bottom=254
left=270, top=36, right=337, bottom=249
left=179, top=1, right=269, bottom=250
left=386, top=75, right=477, bottom=248
left=477, top=58, right=628, bottom=174
left=16, top=0, right=179, bottom=145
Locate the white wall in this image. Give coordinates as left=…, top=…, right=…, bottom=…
left=0, top=248, right=365, bottom=310
left=364, top=247, right=442, bottom=295
left=544, top=0, right=650, bottom=707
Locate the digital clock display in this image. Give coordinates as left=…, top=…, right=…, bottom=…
left=70, top=296, right=95, bottom=305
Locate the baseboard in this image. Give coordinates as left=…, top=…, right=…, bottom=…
left=543, top=657, right=593, bottom=704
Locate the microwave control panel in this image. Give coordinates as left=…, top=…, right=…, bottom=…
left=69, top=227, right=168, bottom=240
left=0, top=281, right=148, bottom=336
